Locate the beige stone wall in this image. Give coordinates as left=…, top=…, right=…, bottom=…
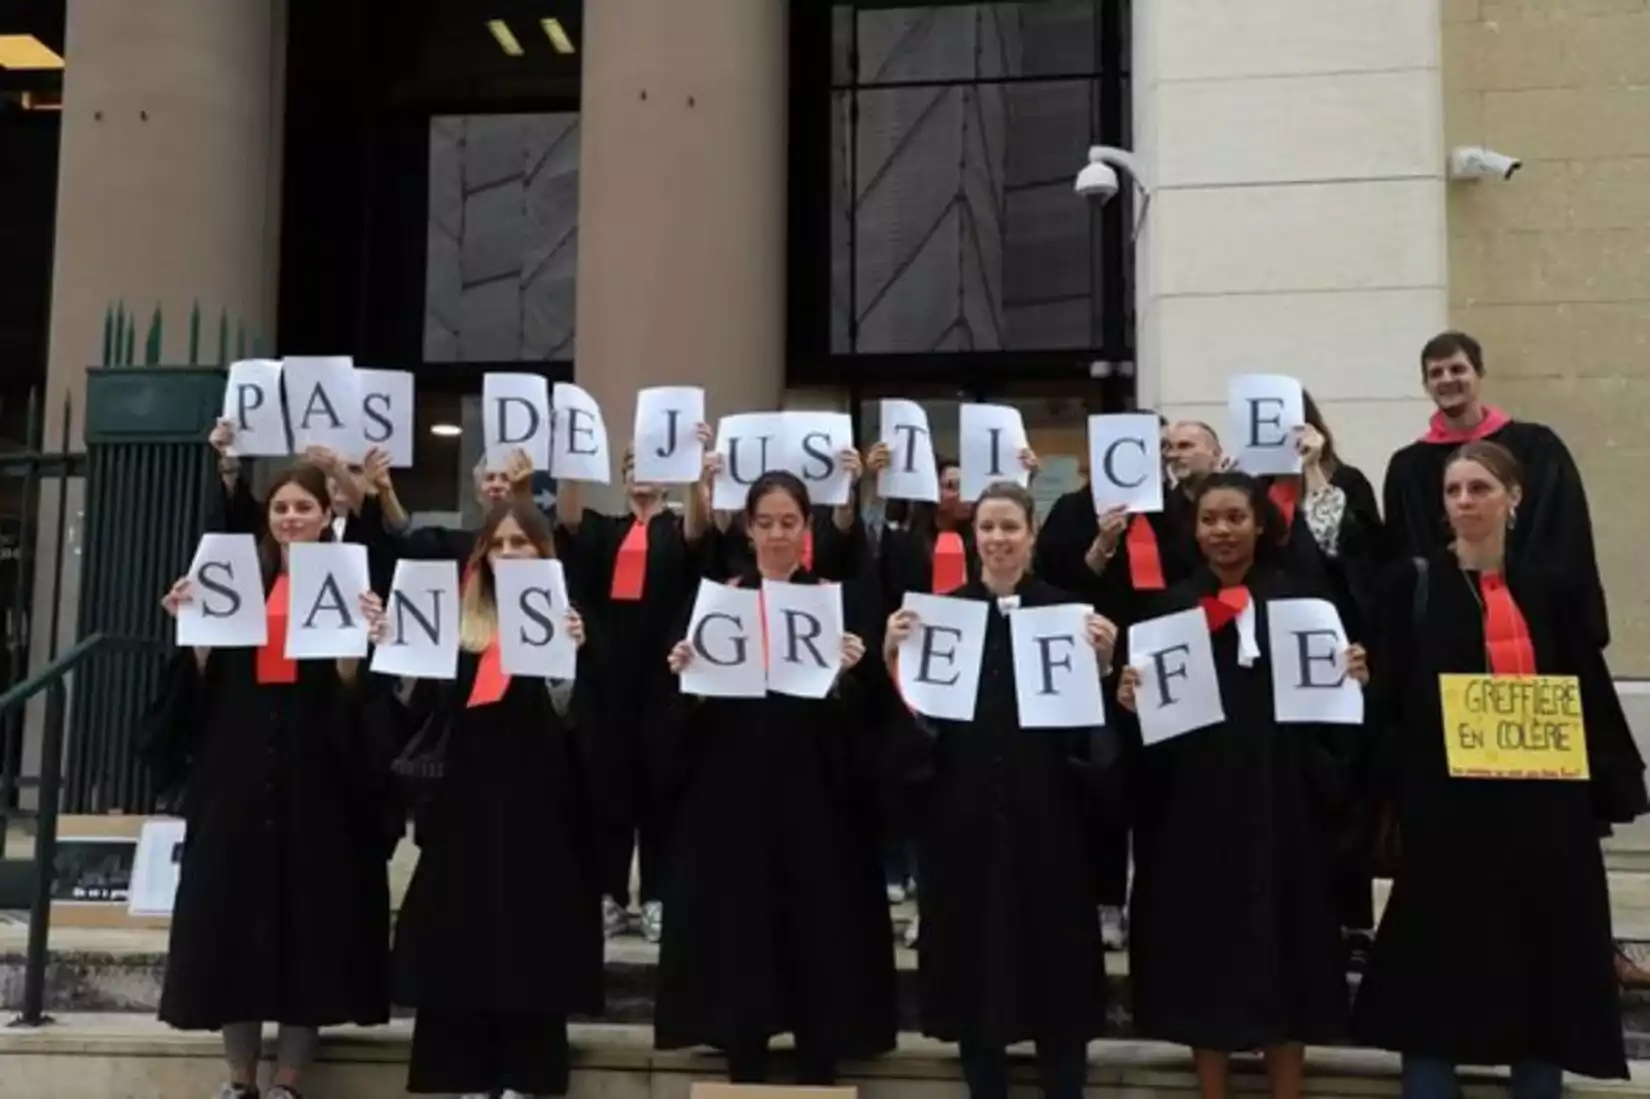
left=1443, top=0, right=1650, bottom=672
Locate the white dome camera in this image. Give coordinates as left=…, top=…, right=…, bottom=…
left=1074, top=145, right=1145, bottom=203
left=1449, top=146, right=1523, bottom=182
left=1075, top=155, right=1120, bottom=201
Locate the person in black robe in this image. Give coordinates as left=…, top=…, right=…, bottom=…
left=1256, top=393, right=1386, bottom=968
left=1116, top=471, right=1367, bottom=1099
left=555, top=448, right=704, bottom=943
left=653, top=471, right=897, bottom=1083
left=1033, top=418, right=1204, bottom=952
left=860, top=448, right=971, bottom=909
left=381, top=500, right=606, bottom=1098
left=1352, top=440, right=1647, bottom=1096
left=884, top=481, right=1119, bottom=1099
left=150, top=463, right=394, bottom=1099
left=207, top=419, right=403, bottom=595
left=1381, top=331, right=1606, bottom=649
left=371, top=447, right=542, bottom=565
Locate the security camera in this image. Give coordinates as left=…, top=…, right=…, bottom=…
left=1075, top=158, right=1120, bottom=201
left=1075, top=145, right=1145, bottom=203
left=1449, top=146, right=1523, bottom=182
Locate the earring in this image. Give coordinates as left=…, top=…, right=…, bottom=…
left=1508, top=506, right=1518, bottom=530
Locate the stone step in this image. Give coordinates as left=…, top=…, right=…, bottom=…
left=4, top=1015, right=1649, bottom=1099
left=8, top=923, right=1650, bottom=1061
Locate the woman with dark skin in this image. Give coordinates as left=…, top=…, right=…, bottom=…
left=1117, top=472, right=1367, bottom=1099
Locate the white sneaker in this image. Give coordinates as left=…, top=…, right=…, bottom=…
left=641, top=899, right=664, bottom=944
left=603, top=895, right=629, bottom=938
left=886, top=882, right=907, bottom=904
left=903, top=912, right=920, bottom=948
left=1100, top=905, right=1127, bottom=951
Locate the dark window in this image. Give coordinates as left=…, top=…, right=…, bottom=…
left=423, top=113, right=581, bottom=365
left=797, top=0, right=1132, bottom=388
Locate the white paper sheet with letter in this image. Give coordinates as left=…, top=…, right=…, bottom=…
left=712, top=413, right=787, bottom=511
left=282, top=356, right=366, bottom=461
left=493, top=558, right=578, bottom=680
left=680, top=580, right=768, bottom=698
left=1129, top=608, right=1224, bottom=745
left=634, top=386, right=705, bottom=484
left=958, top=404, right=1030, bottom=503
left=284, top=542, right=372, bottom=660
left=551, top=382, right=611, bottom=483
left=482, top=373, right=553, bottom=473
left=878, top=399, right=939, bottom=502
left=762, top=579, right=843, bottom=699
left=1010, top=603, right=1106, bottom=728
left=785, top=411, right=854, bottom=507
left=221, top=359, right=288, bottom=457
left=357, top=368, right=416, bottom=468
left=371, top=559, right=461, bottom=680
left=1228, top=374, right=1304, bottom=476
left=1266, top=598, right=1363, bottom=725
left=1088, top=413, right=1163, bottom=513
left=896, top=593, right=988, bottom=722
left=176, top=534, right=267, bottom=648
left=127, top=818, right=187, bottom=918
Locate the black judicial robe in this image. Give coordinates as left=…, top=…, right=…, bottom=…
left=145, top=646, right=393, bottom=1031
left=652, top=568, right=897, bottom=1061
left=1265, top=466, right=1384, bottom=643
left=559, top=510, right=699, bottom=896
left=1125, top=565, right=1351, bottom=1052
left=389, top=655, right=605, bottom=1021
left=1351, top=555, right=1645, bottom=1078
left=877, top=522, right=979, bottom=612
left=888, top=576, right=1112, bottom=1049
left=1382, top=421, right=1607, bottom=647
left=1035, top=485, right=1197, bottom=627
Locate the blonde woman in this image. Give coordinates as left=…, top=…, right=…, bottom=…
left=383, top=499, right=604, bottom=1099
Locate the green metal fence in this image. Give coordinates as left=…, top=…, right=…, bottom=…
left=0, top=366, right=224, bottom=1024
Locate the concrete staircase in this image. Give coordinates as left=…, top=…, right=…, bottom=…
left=8, top=686, right=1650, bottom=1096
left=9, top=1017, right=1650, bottom=1099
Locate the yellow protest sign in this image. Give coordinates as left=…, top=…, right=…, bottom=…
left=1439, top=674, right=1588, bottom=781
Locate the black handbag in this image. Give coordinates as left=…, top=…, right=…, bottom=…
left=390, top=692, right=454, bottom=808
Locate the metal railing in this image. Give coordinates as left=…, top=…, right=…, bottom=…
left=1, top=632, right=155, bottom=1028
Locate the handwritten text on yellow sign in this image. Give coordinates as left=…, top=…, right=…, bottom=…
left=1439, top=674, right=1588, bottom=781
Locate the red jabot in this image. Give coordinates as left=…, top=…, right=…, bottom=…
left=1200, top=586, right=1250, bottom=633
left=467, top=639, right=510, bottom=708
left=612, top=520, right=648, bottom=601
left=256, top=575, right=298, bottom=685
left=1124, top=514, right=1166, bottom=590
left=932, top=531, right=967, bottom=594
left=1421, top=405, right=1512, bottom=444
left=1480, top=572, right=1537, bottom=676
left=1269, top=479, right=1300, bottom=528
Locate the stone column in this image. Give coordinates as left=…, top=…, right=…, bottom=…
left=1131, top=0, right=1447, bottom=480
left=573, top=0, right=788, bottom=509
left=25, top=0, right=286, bottom=781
